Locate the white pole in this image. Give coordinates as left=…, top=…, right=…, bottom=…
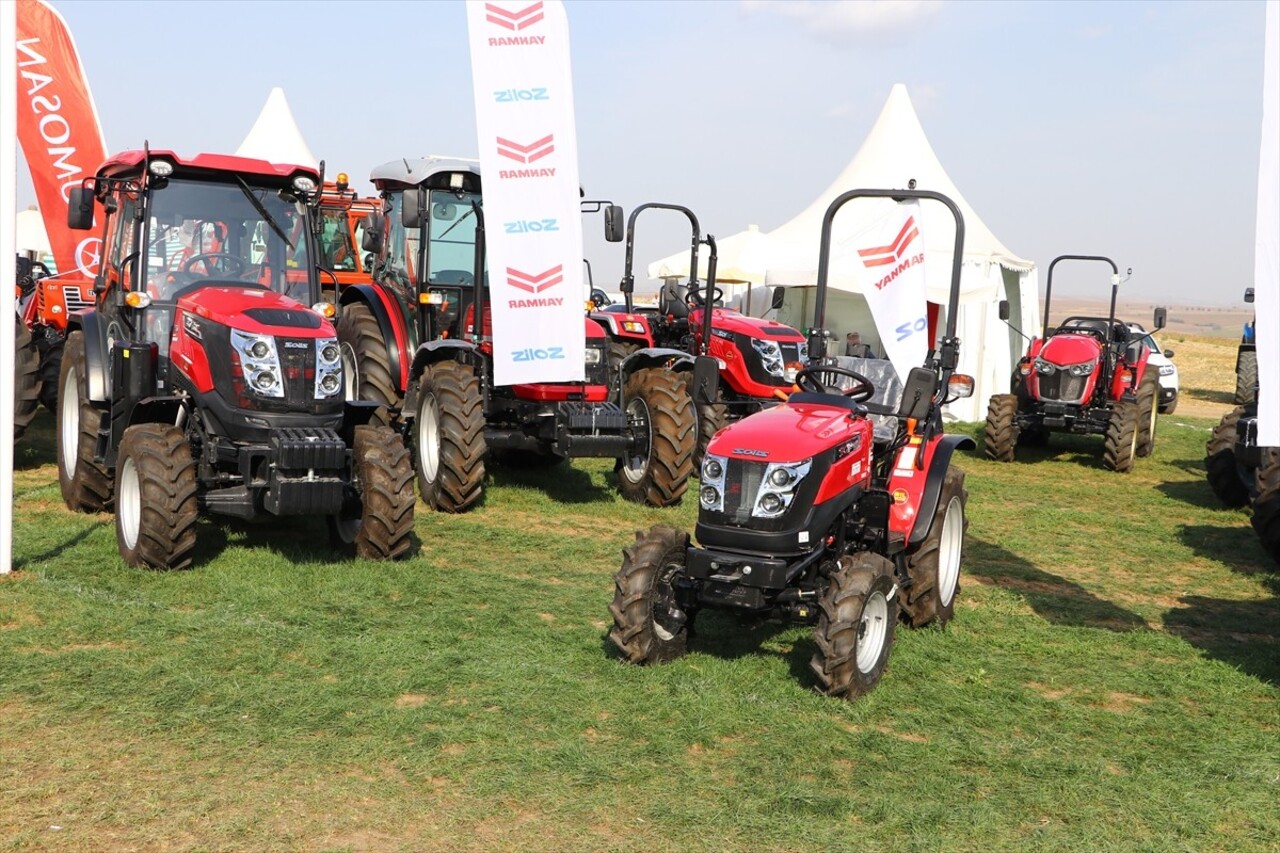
left=1, top=0, right=18, bottom=575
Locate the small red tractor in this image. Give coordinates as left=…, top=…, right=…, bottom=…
left=609, top=188, right=976, bottom=700
left=984, top=255, right=1164, bottom=473
left=337, top=157, right=701, bottom=511
left=60, top=148, right=415, bottom=569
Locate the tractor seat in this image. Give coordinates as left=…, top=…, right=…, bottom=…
left=658, top=281, right=690, bottom=320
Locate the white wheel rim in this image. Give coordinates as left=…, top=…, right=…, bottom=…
left=418, top=392, right=440, bottom=482
left=119, top=456, right=141, bottom=550
left=937, top=496, right=963, bottom=607
left=60, top=364, right=80, bottom=479
left=340, top=342, right=359, bottom=401
left=855, top=591, right=889, bottom=673
left=621, top=397, right=650, bottom=483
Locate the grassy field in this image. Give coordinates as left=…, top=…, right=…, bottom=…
left=2, top=337, right=1276, bottom=852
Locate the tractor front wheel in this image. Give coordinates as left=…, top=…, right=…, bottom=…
left=618, top=367, right=695, bottom=507
left=902, top=466, right=968, bottom=628
left=1252, top=449, right=1280, bottom=566
left=810, top=552, right=898, bottom=700
left=13, top=318, right=40, bottom=441
left=329, top=425, right=415, bottom=560
left=1235, top=349, right=1257, bottom=406
left=414, top=360, right=486, bottom=512
left=115, top=424, right=198, bottom=570
left=57, top=331, right=113, bottom=512
left=1205, top=406, right=1250, bottom=508
left=1103, top=399, right=1140, bottom=473
left=983, top=394, right=1019, bottom=462
left=1136, top=368, right=1159, bottom=458
left=609, top=525, right=693, bottom=664
left=337, top=301, right=400, bottom=422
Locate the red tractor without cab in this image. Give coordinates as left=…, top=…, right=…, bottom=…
left=609, top=188, right=976, bottom=700
left=60, top=149, right=415, bottom=569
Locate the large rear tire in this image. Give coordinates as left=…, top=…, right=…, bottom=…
left=1103, top=399, right=1140, bottom=473
left=115, top=424, right=198, bottom=571
left=1252, top=449, right=1280, bottom=566
left=810, top=552, right=898, bottom=700
left=607, top=340, right=639, bottom=397
left=329, top=425, right=415, bottom=560
left=901, top=466, right=968, bottom=628
left=608, top=525, right=692, bottom=664
left=414, top=360, right=486, bottom=512
left=617, top=367, right=695, bottom=507
left=1205, top=406, right=1251, bottom=508
left=57, top=332, right=113, bottom=512
left=1234, top=348, right=1257, bottom=406
left=13, top=318, right=40, bottom=441
left=1136, top=368, right=1159, bottom=458
left=337, top=301, right=400, bottom=423
left=36, top=337, right=63, bottom=413
left=679, top=371, right=728, bottom=471
left=983, top=393, right=1019, bottom=462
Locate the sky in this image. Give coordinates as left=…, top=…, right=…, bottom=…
left=14, top=0, right=1271, bottom=306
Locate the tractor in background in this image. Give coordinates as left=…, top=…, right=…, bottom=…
left=315, top=172, right=380, bottom=292
left=985, top=255, right=1164, bottom=473
left=60, top=148, right=414, bottom=569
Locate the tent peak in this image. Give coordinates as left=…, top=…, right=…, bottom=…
left=236, top=87, right=318, bottom=170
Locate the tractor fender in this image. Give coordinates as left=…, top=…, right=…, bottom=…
left=907, top=434, right=977, bottom=549
left=339, top=284, right=409, bottom=392
left=619, top=347, right=694, bottom=384
left=126, top=396, right=185, bottom=428
left=67, top=310, right=111, bottom=404
left=404, top=339, right=484, bottom=415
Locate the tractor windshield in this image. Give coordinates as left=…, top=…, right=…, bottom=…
left=425, top=191, right=484, bottom=287
left=317, top=203, right=358, bottom=272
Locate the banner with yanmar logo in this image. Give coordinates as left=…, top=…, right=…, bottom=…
left=15, top=0, right=107, bottom=278
left=856, top=202, right=929, bottom=381
left=467, top=0, right=585, bottom=385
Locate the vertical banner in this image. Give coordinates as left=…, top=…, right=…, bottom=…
left=1255, top=0, right=1279, bottom=446
left=15, top=0, right=107, bottom=279
left=854, top=202, right=928, bottom=380
left=466, top=0, right=585, bottom=385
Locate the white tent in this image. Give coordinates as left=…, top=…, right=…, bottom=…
left=235, top=87, right=318, bottom=169
left=647, top=224, right=778, bottom=316
left=16, top=207, right=51, bottom=255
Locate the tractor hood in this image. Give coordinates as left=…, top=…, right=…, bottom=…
left=178, top=286, right=335, bottom=338
left=1040, top=332, right=1102, bottom=367
left=708, top=400, right=861, bottom=464
left=694, top=307, right=805, bottom=341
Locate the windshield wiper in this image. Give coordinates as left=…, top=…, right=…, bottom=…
left=437, top=203, right=477, bottom=241
left=234, top=175, right=294, bottom=250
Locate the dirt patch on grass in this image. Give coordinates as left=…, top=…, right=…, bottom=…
left=1092, top=692, right=1152, bottom=713
left=395, top=693, right=428, bottom=708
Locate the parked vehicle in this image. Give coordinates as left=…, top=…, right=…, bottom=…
left=1205, top=402, right=1279, bottom=566
left=1235, top=287, right=1257, bottom=406
left=1128, top=323, right=1179, bottom=414
left=609, top=188, right=976, bottom=700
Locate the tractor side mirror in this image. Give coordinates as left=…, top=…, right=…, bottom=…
left=771, top=287, right=786, bottom=311
left=1244, top=287, right=1255, bottom=304
left=1152, top=306, right=1167, bottom=331
left=897, top=367, right=938, bottom=420
left=402, top=188, right=424, bottom=229
left=361, top=213, right=384, bottom=253
left=68, top=186, right=95, bottom=230
left=998, top=299, right=1010, bottom=321
left=603, top=205, right=624, bottom=243
left=1164, top=348, right=1175, bottom=358
left=690, top=356, right=720, bottom=405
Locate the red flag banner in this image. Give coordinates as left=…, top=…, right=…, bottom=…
left=15, top=0, right=107, bottom=277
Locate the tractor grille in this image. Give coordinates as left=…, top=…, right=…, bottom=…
left=718, top=458, right=767, bottom=526
left=63, top=284, right=93, bottom=313
left=1037, top=371, right=1088, bottom=404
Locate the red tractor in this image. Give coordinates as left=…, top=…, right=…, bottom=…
left=15, top=249, right=96, bottom=420
left=59, top=148, right=415, bottom=569
left=314, top=173, right=380, bottom=291
left=337, top=157, right=699, bottom=511
left=984, top=255, right=1164, bottom=473
left=609, top=188, right=976, bottom=700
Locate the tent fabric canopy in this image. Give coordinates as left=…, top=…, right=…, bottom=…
left=235, top=87, right=318, bottom=170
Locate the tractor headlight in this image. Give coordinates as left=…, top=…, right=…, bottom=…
left=752, top=459, right=811, bottom=519
left=700, top=453, right=726, bottom=511
left=751, top=338, right=785, bottom=378
left=1034, top=357, right=1055, bottom=375
left=1067, top=361, right=1096, bottom=377
left=314, top=335, right=342, bottom=398
left=230, top=330, right=284, bottom=398
left=584, top=346, right=604, bottom=366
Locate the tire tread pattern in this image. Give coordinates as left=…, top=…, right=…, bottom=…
left=57, top=332, right=113, bottom=512
left=117, top=424, right=198, bottom=571
left=1205, top=405, right=1250, bottom=508
left=983, top=393, right=1019, bottom=462
left=417, top=360, right=486, bottom=512
left=901, top=466, right=968, bottom=628
left=608, top=525, right=690, bottom=664
left=350, top=425, right=416, bottom=560
left=810, top=552, right=898, bottom=700
left=618, top=368, right=695, bottom=507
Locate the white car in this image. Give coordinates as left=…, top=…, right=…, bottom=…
left=1130, top=324, right=1179, bottom=414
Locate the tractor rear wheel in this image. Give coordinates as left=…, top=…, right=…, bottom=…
left=618, top=367, right=695, bottom=507
left=414, top=360, right=486, bottom=512
left=57, top=331, right=113, bottom=512
left=337, top=301, right=400, bottom=423
left=1252, top=449, right=1280, bottom=565
left=37, top=336, right=62, bottom=412
left=1103, top=399, right=1140, bottom=473
left=607, top=341, right=639, bottom=396
left=1205, top=406, right=1251, bottom=508
left=13, top=318, right=40, bottom=441
left=810, top=552, right=897, bottom=700
left=679, top=371, right=728, bottom=471
left=115, top=424, right=198, bottom=571
left=983, top=394, right=1019, bottom=462
left=1235, top=349, right=1257, bottom=406
left=902, top=465, right=968, bottom=628
left=1136, top=368, right=1159, bottom=457
left=329, top=425, right=415, bottom=560
left=609, top=525, right=693, bottom=664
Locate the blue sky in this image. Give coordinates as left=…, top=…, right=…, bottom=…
left=16, top=0, right=1269, bottom=305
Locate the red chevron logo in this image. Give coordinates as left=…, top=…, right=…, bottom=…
left=496, top=134, right=555, bottom=164
left=486, top=2, right=544, bottom=30
left=507, top=265, right=563, bottom=294
left=858, top=216, right=920, bottom=268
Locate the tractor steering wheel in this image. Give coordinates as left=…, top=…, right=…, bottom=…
left=795, top=366, right=876, bottom=401
left=685, top=286, right=724, bottom=309
left=182, top=252, right=249, bottom=277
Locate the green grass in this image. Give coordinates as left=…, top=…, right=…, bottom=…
left=2, top=407, right=1278, bottom=852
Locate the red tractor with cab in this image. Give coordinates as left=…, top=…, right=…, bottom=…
left=59, top=148, right=415, bottom=569
left=609, top=188, right=976, bottom=700
left=315, top=172, right=380, bottom=292
left=985, top=255, right=1164, bottom=473
left=337, top=157, right=701, bottom=511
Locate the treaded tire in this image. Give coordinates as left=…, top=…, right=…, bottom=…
left=902, top=465, right=968, bottom=628
left=607, top=340, right=639, bottom=397
left=337, top=301, right=400, bottom=423
left=1205, top=405, right=1250, bottom=508
left=679, top=371, right=728, bottom=471
left=983, top=393, right=1019, bottom=462
left=13, top=318, right=40, bottom=441
left=608, top=525, right=692, bottom=664
left=1235, top=349, right=1257, bottom=406
left=414, top=360, right=486, bottom=512
left=330, top=425, right=415, bottom=560
left=617, top=367, right=695, bottom=507
left=1103, top=399, right=1140, bottom=473
left=115, top=424, right=198, bottom=571
left=1159, top=394, right=1178, bottom=416
left=1252, top=449, right=1280, bottom=566
left=57, top=331, right=113, bottom=512
left=37, top=337, right=62, bottom=412
left=810, top=552, right=898, bottom=700
left=1136, top=368, right=1159, bottom=458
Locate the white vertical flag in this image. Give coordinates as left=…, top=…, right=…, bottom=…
left=1255, top=0, right=1279, bottom=445
left=466, top=0, right=585, bottom=386
left=854, top=202, right=929, bottom=380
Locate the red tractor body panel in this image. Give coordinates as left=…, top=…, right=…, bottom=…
left=690, top=307, right=808, bottom=399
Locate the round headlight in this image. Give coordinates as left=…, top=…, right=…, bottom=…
left=769, top=467, right=793, bottom=487
left=250, top=340, right=270, bottom=359
left=253, top=371, right=277, bottom=390
left=700, top=486, right=720, bottom=506
left=759, top=493, right=783, bottom=514
left=148, top=159, right=174, bottom=177
left=320, top=343, right=340, bottom=363
left=292, top=175, right=318, bottom=193
left=320, top=373, right=340, bottom=393
left=703, top=459, right=723, bottom=480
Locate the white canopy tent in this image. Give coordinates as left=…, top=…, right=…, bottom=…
left=16, top=207, right=51, bottom=256
left=647, top=224, right=776, bottom=316
left=235, top=87, right=318, bottom=169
